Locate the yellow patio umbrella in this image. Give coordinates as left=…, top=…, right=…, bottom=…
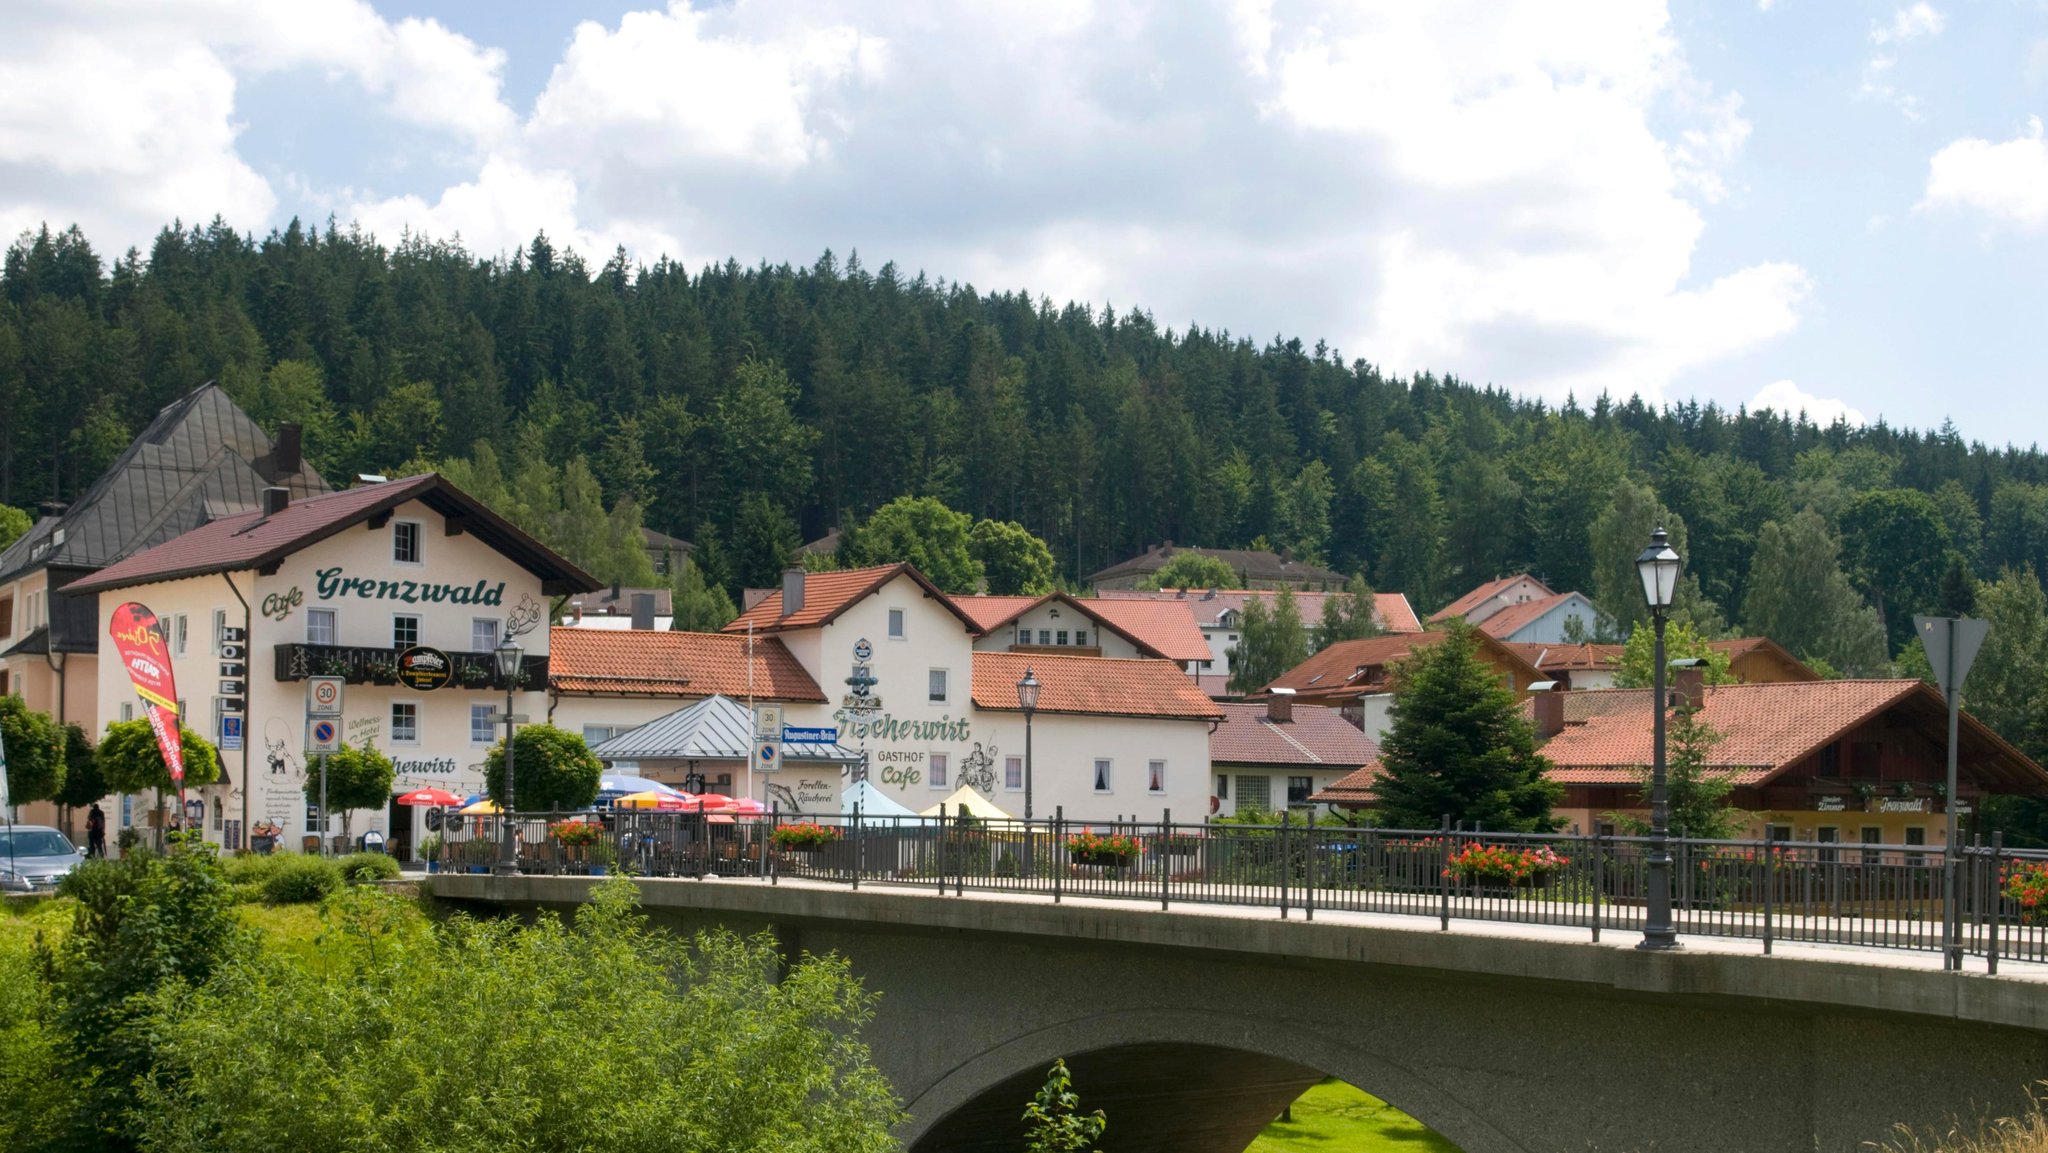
left=458, top=798, right=503, bottom=815
left=920, top=785, right=1013, bottom=820
left=616, top=790, right=699, bottom=811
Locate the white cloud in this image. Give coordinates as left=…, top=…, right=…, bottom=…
left=1862, top=4, right=1944, bottom=119
left=0, top=0, right=512, bottom=248
left=1872, top=3, right=1945, bottom=45
left=1919, top=117, right=2048, bottom=232
left=0, top=0, right=1803, bottom=406
left=1751, top=380, right=1867, bottom=427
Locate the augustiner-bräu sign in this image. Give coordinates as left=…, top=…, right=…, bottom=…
left=314, top=567, right=506, bottom=606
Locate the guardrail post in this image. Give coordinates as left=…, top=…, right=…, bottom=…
left=1590, top=825, right=1603, bottom=944
left=1762, top=841, right=1775, bottom=956
left=768, top=803, right=779, bottom=886
left=1160, top=810, right=1171, bottom=911
left=1304, top=815, right=1316, bottom=922
left=1439, top=815, right=1451, bottom=932
left=1989, top=832, right=2003, bottom=976
left=956, top=810, right=966, bottom=898
left=1053, top=807, right=1064, bottom=904
left=1279, top=808, right=1291, bottom=920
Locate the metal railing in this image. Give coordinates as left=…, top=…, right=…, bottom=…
left=428, top=809, right=2048, bottom=967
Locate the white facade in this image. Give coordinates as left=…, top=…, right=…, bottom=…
left=968, top=601, right=1148, bottom=659
left=1211, top=768, right=1350, bottom=819
left=737, top=573, right=1213, bottom=822
left=91, top=495, right=555, bottom=859
left=1488, top=593, right=1605, bottom=644
left=1454, top=575, right=1555, bottom=625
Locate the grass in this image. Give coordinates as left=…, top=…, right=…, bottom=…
left=1, top=891, right=414, bottom=968
left=1876, top=1088, right=2048, bottom=1153
left=1246, top=1079, right=1463, bottom=1153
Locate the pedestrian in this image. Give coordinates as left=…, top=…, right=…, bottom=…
left=86, top=803, right=107, bottom=858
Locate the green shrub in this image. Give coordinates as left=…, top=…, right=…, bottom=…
left=260, top=856, right=342, bottom=905
left=223, top=852, right=285, bottom=887
left=337, top=852, right=400, bottom=884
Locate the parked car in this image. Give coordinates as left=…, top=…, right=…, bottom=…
left=0, top=825, right=85, bottom=892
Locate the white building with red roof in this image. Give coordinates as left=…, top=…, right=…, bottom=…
left=1209, top=695, right=1381, bottom=819
left=66, top=473, right=600, bottom=858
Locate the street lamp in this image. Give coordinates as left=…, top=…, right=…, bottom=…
left=1017, top=667, right=1041, bottom=821
left=1635, top=527, right=1683, bottom=951
left=492, top=639, right=523, bottom=876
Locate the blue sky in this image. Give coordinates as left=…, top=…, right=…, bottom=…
left=3, top=1, right=2044, bottom=443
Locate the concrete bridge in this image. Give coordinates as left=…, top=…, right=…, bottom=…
left=428, top=874, right=2048, bottom=1153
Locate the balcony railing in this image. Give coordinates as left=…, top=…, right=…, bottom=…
left=273, top=642, right=548, bottom=688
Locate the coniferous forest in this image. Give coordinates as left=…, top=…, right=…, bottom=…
left=7, top=218, right=2048, bottom=683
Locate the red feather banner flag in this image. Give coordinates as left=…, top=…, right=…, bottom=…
left=109, top=602, right=186, bottom=791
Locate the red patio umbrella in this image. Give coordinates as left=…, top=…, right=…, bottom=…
left=395, top=788, right=464, bottom=807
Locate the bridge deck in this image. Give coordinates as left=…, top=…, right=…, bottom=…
left=703, top=873, right=2048, bottom=978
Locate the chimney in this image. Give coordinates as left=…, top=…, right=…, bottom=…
left=1267, top=687, right=1295, bottom=723
left=781, top=568, right=806, bottom=618
left=610, top=580, right=621, bottom=602
left=270, top=422, right=303, bottom=480
left=629, top=592, right=656, bottom=631
left=1670, top=660, right=1707, bottom=712
left=1531, top=680, right=1565, bottom=740
left=260, top=487, right=290, bottom=516
left=569, top=600, right=583, bottom=624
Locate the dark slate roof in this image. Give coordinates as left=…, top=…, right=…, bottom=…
left=0, top=382, right=330, bottom=583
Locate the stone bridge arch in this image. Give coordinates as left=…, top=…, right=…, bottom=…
left=899, top=1006, right=1513, bottom=1153
left=435, top=874, right=2048, bottom=1153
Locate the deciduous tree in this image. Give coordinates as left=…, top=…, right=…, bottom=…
left=304, top=741, right=395, bottom=844
left=1139, top=551, right=1235, bottom=591
left=0, top=695, right=64, bottom=805
left=845, top=495, right=982, bottom=594
left=484, top=724, right=602, bottom=812
left=970, top=518, right=1057, bottom=595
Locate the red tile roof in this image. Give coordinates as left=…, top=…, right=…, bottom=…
left=1081, top=598, right=1211, bottom=662
left=1501, top=641, right=1624, bottom=673
left=1429, top=573, right=1553, bottom=623
left=724, top=563, right=981, bottom=635
left=1529, top=681, right=2048, bottom=790
left=1095, top=588, right=1423, bottom=634
left=970, top=651, right=1223, bottom=721
left=1261, top=630, right=1544, bottom=702
left=1211, top=702, right=1380, bottom=768
left=952, top=595, right=1043, bottom=633
left=1473, top=591, right=1589, bottom=639
left=1309, top=761, right=1385, bottom=806
left=547, top=627, right=826, bottom=702
left=65, top=474, right=598, bottom=595
left=952, top=593, right=1211, bottom=662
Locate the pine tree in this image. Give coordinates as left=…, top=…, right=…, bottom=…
left=1310, top=573, right=1384, bottom=651
left=1372, top=623, right=1563, bottom=832
left=1742, top=511, right=1888, bottom=676
left=670, top=557, right=739, bottom=632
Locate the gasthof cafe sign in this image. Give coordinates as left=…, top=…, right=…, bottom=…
left=314, top=566, right=506, bottom=606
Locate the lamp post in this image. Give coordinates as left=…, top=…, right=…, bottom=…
left=1635, top=528, right=1683, bottom=951
left=492, top=639, right=523, bottom=877
left=1017, top=668, right=1041, bottom=821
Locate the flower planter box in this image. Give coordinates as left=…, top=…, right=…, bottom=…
left=1071, top=851, right=1135, bottom=868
